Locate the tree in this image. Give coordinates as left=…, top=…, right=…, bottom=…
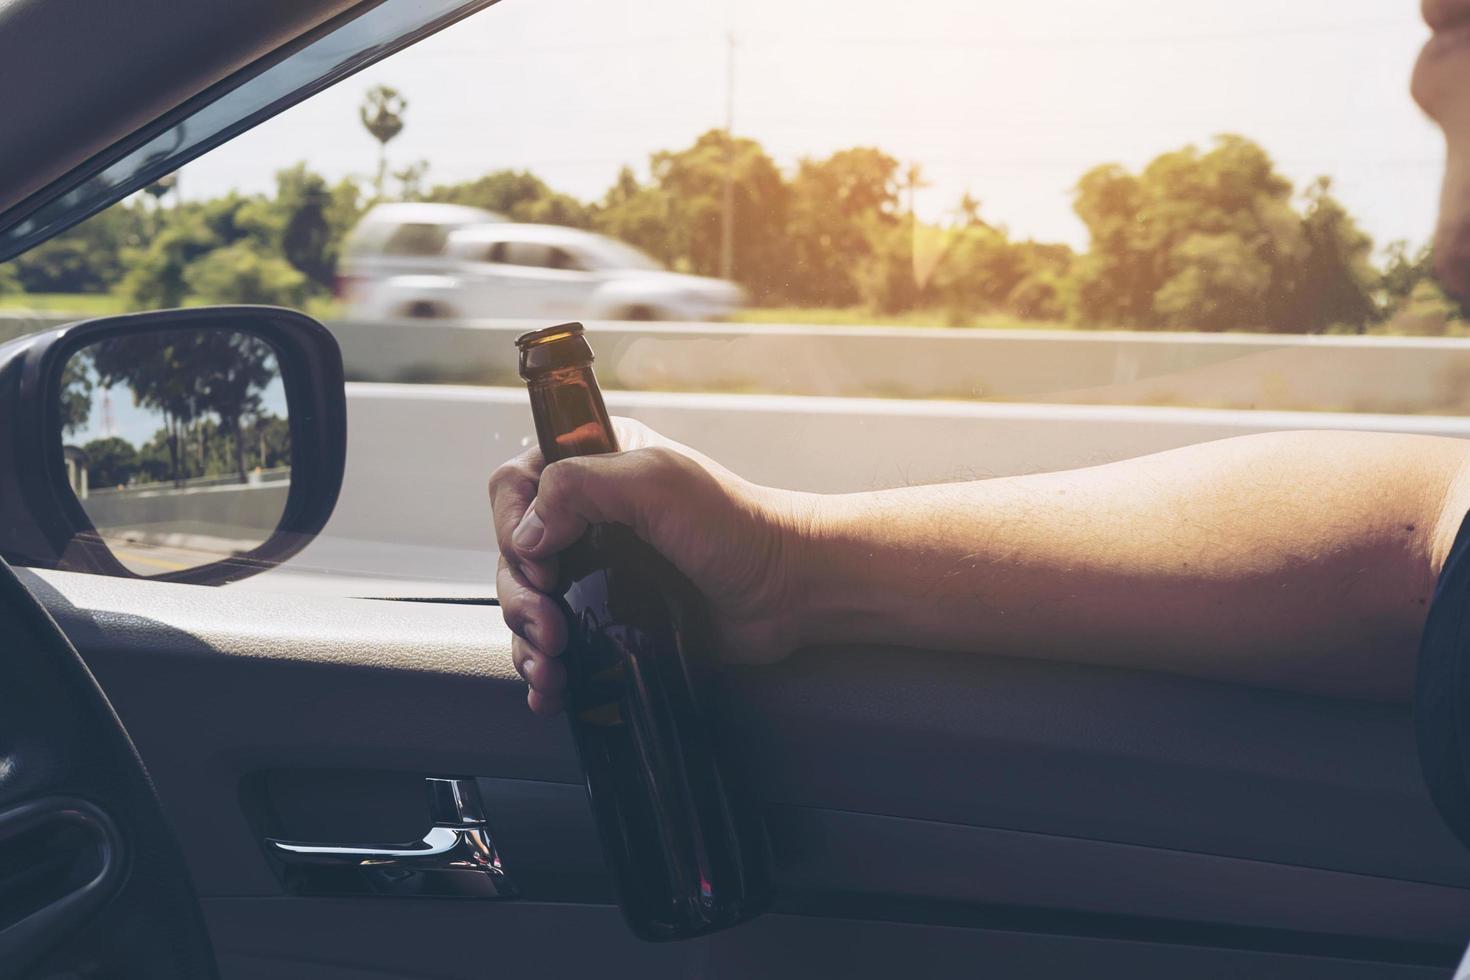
left=8, top=201, right=149, bottom=294
left=90, top=334, right=201, bottom=485
left=393, top=159, right=430, bottom=201
left=782, top=146, right=902, bottom=306
left=59, top=354, right=94, bottom=435
left=597, top=130, right=791, bottom=303
left=89, top=331, right=278, bottom=485
left=1066, top=135, right=1376, bottom=332
left=191, top=332, right=275, bottom=482
left=1380, top=240, right=1435, bottom=309
left=277, top=164, right=335, bottom=290
left=117, top=192, right=273, bottom=309
left=428, top=169, right=591, bottom=227
left=81, top=436, right=139, bottom=489
left=1277, top=176, right=1379, bottom=333
left=954, top=192, right=987, bottom=229
left=183, top=243, right=309, bottom=308
left=251, top=413, right=292, bottom=470
left=359, top=85, right=407, bottom=200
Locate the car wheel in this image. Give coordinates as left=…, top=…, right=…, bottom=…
left=403, top=300, right=448, bottom=319
left=620, top=304, right=660, bottom=321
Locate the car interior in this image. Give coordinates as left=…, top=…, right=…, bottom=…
left=1, top=1, right=1467, bottom=978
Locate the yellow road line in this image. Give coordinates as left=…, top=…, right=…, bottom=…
left=111, top=550, right=193, bottom=572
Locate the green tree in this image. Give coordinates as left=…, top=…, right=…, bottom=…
left=784, top=147, right=902, bottom=306
left=359, top=85, right=407, bottom=200
left=598, top=130, right=791, bottom=302
left=119, top=212, right=219, bottom=308
left=81, top=436, right=139, bottom=489
left=1380, top=240, right=1435, bottom=309
left=429, top=169, right=592, bottom=227
left=182, top=243, right=309, bottom=308
left=8, top=201, right=149, bottom=294
left=90, top=331, right=278, bottom=484
left=275, top=164, right=337, bottom=290
left=90, top=335, right=201, bottom=485
left=1276, top=176, right=1378, bottom=332
left=393, top=159, right=430, bottom=201
left=1066, top=135, right=1376, bottom=332
left=59, top=355, right=94, bottom=435
left=250, top=413, right=292, bottom=470
left=193, top=332, right=275, bottom=482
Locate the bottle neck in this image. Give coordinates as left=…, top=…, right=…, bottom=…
left=526, top=364, right=619, bottom=463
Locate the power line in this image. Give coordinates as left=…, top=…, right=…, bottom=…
left=720, top=31, right=737, bottom=281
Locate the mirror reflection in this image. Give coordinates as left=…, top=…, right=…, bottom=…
left=58, top=328, right=291, bottom=575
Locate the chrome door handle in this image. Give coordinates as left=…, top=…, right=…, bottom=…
left=264, top=777, right=516, bottom=898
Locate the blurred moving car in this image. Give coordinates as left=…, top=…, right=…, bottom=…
left=341, top=220, right=745, bottom=322
left=335, top=202, right=506, bottom=303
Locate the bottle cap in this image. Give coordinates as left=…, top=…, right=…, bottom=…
left=515, top=321, right=585, bottom=349
left=516, top=322, right=594, bottom=379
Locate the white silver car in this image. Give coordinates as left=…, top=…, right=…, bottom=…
left=336, top=202, right=506, bottom=303
left=342, top=221, right=744, bottom=322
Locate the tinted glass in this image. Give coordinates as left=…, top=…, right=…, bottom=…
left=382, top=223, right=449, bottom=256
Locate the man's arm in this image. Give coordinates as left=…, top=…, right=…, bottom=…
left=492, top=424, right=1470, bottom=712
left=793, top=430, right=1470, bottom=700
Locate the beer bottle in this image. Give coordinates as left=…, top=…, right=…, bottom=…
left=515, top=322, right=772, bottom=941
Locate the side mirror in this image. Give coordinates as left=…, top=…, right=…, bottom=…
left=0, top=306, right=346, bottom=585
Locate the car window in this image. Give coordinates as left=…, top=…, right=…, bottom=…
left=549, top=248, right=588, bottom=272
left=499, top=241, right=558, bottom=269
left=0, top=0, right=1448, bottom=597
left=381, top=223, right=449, bottom=257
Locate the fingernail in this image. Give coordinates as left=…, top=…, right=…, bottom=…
left=513, top=510, right=545, bottom=551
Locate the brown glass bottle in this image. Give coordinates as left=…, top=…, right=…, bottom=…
left=515, top=322, right=772, bottom=942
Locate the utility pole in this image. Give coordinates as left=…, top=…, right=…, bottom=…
left=719, top=31, right=737, bottom=282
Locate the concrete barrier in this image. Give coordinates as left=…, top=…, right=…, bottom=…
left=13, top=313, right=1470, bottom=415
left=258, top=382, right=1470, bottom=597
left=328, top=318, right=1470, bottom=416
left=83, top=481, right=289, bottom=545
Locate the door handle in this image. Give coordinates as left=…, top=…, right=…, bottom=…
left=264, top=777, right=516, bottom=898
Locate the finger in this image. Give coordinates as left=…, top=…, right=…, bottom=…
left=527, top=688, right=564, bottom=717
left=512, top=448, right=686, bottom=560
left=610, top=416, right=731, bottom=478
left=488, top=447, right=546, bottom=562
left=512, top=635, right=567, bottom=695
left=496, top=556, right=568, bottom=656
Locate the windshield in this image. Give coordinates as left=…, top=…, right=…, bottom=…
left=0, top=0, right=1450, bottom=597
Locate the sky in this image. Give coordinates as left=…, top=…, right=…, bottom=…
left=180, top=0, right=1445, bottom=253
left=71, top=369, right=288, bottom=450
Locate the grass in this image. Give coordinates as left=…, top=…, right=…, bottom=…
left=0, top=292, right=344, bottom=321
left=0, top=291, right=127, bottom=316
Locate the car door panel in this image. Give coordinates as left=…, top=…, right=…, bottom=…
left=23, top=565, right=1470, bottom=977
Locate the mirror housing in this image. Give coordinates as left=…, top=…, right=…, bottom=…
left=0, top=306, right=346, bottom=585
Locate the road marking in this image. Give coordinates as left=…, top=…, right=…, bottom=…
left=111, top=550, right=192, bottom=572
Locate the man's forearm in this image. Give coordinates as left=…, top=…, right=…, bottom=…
left=790, top=430, right=1470, bottom=700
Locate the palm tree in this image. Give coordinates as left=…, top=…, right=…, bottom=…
left=902, top=161, right=930, bottom=222
left=359, top=85, right=407, bottom=200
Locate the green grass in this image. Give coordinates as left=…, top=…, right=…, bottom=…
left=0, top=292, right=127, bottom=316
left=0, top=292, right=345, bottom=321
left=731, top=305, right=1069, bottom=331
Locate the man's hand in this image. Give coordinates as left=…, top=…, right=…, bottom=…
left=490, top=418, right=811, bottom=716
